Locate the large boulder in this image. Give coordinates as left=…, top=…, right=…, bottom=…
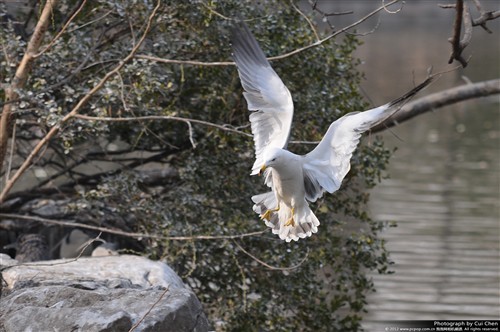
left=0, top=254, right=210, bottom=332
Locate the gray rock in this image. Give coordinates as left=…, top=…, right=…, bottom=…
left=4, top=233, right=50, bottom=262
left=0, top=254, right=209, bottom=332
left=92, top=242, right=119, bottom=257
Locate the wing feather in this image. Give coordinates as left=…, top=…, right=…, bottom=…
left=302, top=76, right=435, bottom=202
left=231, top=22, right=294, bottom=175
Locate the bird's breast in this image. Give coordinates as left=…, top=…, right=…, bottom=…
left=270, top=164, right=305, bottom=203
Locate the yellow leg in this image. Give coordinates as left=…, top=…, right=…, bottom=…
left=261, top=205, right=280, bottom=221
left=284, top=207, right=295, bottom=227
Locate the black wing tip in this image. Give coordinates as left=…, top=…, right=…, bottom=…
left=387, top=74, right=438, bottom=108
left=230, top=20, right=270, bottom=67
left=230, top=20, right=251, bottom=46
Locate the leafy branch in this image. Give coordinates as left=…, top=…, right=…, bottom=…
left=0, top=0, right=162, bottom=203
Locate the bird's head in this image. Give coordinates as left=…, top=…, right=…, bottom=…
left=259, top=147, right=285, bottom=176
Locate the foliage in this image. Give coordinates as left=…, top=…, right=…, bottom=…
left=1, top=1, right=393, bottom=331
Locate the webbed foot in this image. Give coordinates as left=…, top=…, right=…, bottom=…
left=261, top=206, right=280, bottom=221
left=284, top=207, right=295, bottom=227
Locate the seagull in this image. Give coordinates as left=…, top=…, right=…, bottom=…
left=231, top=22, right=435, bottom=242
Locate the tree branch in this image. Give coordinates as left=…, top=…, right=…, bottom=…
left=447, top=0, right=470, bottom=67
left=0, top=213, right=267, bottom=241
left=135, top=0, right=401, bottom=66
left=0, top=1, right=161, bottom=203
left=33, top=0, right=88, bottom=58
left=371, top=79, right=500, bottom=133
left=0, top=0, right=58, bottom=177
left=471, top=0, right=500, bottom=32
left=234, top=240, right=309, bottom=271
left=73, top=114, right=252, bottom=137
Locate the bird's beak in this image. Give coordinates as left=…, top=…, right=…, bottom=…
left=259, top=164, right=267, bottom=176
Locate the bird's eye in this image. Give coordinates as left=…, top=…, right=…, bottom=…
left=271, top=158, right=276, bottom=162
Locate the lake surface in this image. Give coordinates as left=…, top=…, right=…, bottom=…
left=364, top=102, right=499, bottom=325
left=328, top=1, right=500, bottom=327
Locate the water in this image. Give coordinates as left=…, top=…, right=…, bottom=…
left=364, top=103, right=499, bottom=325
left=337, top=1, right=500, bottom=327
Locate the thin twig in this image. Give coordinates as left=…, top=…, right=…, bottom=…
left=128, top=285, right=170, bottom=332
left=234, top=240, right=309, bottom=271
left=0, top=213, right=268, bottom=241
left=134, top=55, right=233, bottom=66
left=185, top=121, right=197, bottom=148
left=382, top=0, right=405, bottom=14
left=346, top=16, right=381, bottom=37
left=135, top=0, right=401, bottom=66
left=439, top=4, right=456, bottom=9
left=73, top=114, right=252, bottom=137
left=470, top=0, right=500, bottom=32
left=33, top=0, right=88, bottom=58
left=67, top=10, right=113, bottom=33
left=269, top=0, right=400, bottom=61
left=5, top=122, right=16, bottom=186
left=309, top=0, right=353, bottom=17
left=291, top=0, right=320, bottom=42
left=200, top=1, right=234, bottom=21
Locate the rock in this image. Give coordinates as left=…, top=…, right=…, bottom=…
left=91, top=242, right=119, bottom=257
left=0, top=254, right=210, bottom=332
left=3, top=233, right=49, bottom=262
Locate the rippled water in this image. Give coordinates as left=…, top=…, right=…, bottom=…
left=344, top=1, right=500, bottom=327
left=364, top=103, right=499, bottom=325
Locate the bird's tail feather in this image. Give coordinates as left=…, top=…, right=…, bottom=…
left=252, top=192, right=320, bottom=242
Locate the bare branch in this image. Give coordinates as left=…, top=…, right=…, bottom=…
left=128, top=285, right=170, bottom=332
left=371, top=79, right=500, bottom=133
left=0, top=213, right=268, bottom=241
left=346, top=16, right=382, bottom=37
left=269, top=0, right=401, bottom=61
left=67, top=10, right=113, bottom=34
left=461, top=4, right=473, bottom=51
left=135, top=0, right=401, bottom=66
left=291, top=0, right=320, bottom=42
left=200, top=1, right=234, bottom=21
left=5, top=123, right=16, bottom=185
left=73, top=114, right=252, bottom=137
left=471, top=0, right=500, bottom=32
left=439, top=4, right=456, bottom=9
left=0, top=1, right=161, bottom=203
left=445, top=0, right=498, bottom=66
left=382, top=0, right=405, bottom=14
left=33, top=0, right=88, bottom=58
left=447, top=0, right=469, bottom=67
left=309, top=0, right=354, bottom=16
left=234, top=241, right=309, bottom=271
left=134, top=55, right=233, bottom=66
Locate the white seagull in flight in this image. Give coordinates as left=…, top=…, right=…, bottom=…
left=231, top=22, right=434, bottom=242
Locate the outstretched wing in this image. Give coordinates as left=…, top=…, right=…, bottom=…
left=302, top=76, right=435, bottom=202
left=231, top=22, right=294, bottom=175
